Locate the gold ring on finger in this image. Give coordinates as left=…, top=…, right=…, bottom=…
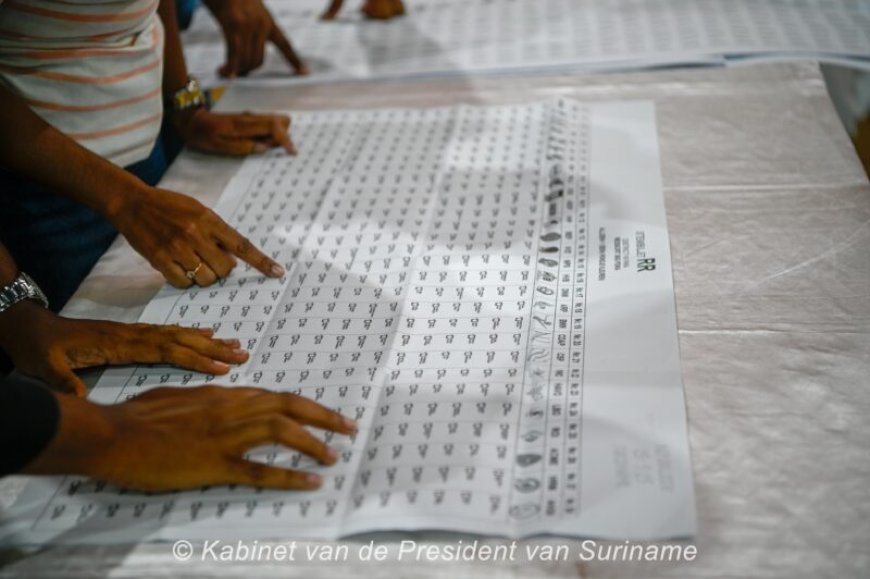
left=185, top=262, right=204, bottom=281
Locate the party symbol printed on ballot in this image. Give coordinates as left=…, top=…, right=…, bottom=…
left=516, top=453, right=542, bottom=467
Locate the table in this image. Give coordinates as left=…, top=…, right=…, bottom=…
left=1, top=61, right=868, bottom=578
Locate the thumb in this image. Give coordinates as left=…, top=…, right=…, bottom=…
left=49, top=367, right=88, bottom=398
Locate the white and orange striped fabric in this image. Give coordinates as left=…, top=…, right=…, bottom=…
left=0, top=0, right=164, bottom=167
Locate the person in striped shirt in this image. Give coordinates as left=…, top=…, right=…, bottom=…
left=0, top=0, right=296, bottom=310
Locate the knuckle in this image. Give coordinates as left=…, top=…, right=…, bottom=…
left=234, top=236, right=254, bottom=256
left=182, top=220, right=201, bottom=238
left=165, top=236, right=187, bottom=253
left=215, top=262, right=235, bottom=278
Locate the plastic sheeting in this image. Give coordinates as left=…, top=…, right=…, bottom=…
left=1, top=61, right=868, bottom=578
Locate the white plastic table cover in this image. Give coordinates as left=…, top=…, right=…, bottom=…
left=1, top=61, right=868, bottom=578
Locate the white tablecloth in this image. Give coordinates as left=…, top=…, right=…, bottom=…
left=1, top=61, right=869, bottom=578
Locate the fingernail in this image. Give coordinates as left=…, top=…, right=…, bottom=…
left=232, top=347, right=248, bottom=357
left=254, top=142, right=269, bottom=154
left=306, top=473, right=322, bottom=487
left=213, top=361, right=231, bottom=372
left=326, top=447, right=338, bottom=462
left=270, top=264, right=285, bottom=277
left=343, top=417, right=358, bottom=432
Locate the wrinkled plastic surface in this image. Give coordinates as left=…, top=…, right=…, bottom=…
left=1, top=62, right=868, bottom=578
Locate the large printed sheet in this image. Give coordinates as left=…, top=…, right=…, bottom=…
left=183, top=0, right=870, bottom=84
left=1, top=99, right=695, bottom=544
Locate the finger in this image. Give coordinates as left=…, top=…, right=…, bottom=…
left=173, top=252, right=218, bottom=287
left=229, top=416, right=337, bottom=465
left=321, top=0, right=344, bottom=20
left=108, top=332, right=234, bottom=375
left=225, top=460, right=322, bottom=490
left=222, top=392, right=357, bottom=433
left=213, top=225, right=284, bottom=278
left=208, top=136, right=265, bottom=156
left=227, top=115, right=295, bottom=155
left=276, top=393, right=357, bottom=433
left=270, top=117, right=297, bottom=155
left=219, top=32, right=244, bottom=78
left=160, top=344, right=234, bottom=375
left=50, top=367, right=87, bottom=398
left=192, top=259, right=219, bottom=287
left=194, top=237, right=237, bottom=279
left=161, top=259, right=195, bottom=289
left=170, top=327, right=249, bottom=365
left=230, top=113, right=289, bottom=136
left=269, top=26, right=308, bottom=75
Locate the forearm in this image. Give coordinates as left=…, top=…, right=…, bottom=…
left=0, top=242, right=17, bottom=286
left=0, top=84, right=149, bottom=219
left=158, top=0, right=190, bottom=99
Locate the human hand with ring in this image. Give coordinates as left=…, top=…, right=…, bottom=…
left=106, top=185, right=284, bottom=288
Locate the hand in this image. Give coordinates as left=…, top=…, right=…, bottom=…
left=0, top=301, right=249, bottom=397
left=322, top=0, right=406, bottom=20
left=23, top=385, right=357, bottom=491
left=108, top=185, right=285, bottom=288
left=202, top=0, right=309, bottom=77
left=174, top=109, right=297, bottom=156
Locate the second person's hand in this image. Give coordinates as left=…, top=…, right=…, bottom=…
left=174, top=109, right=297, bottom=157
left=23, top=385, right=358, bottom=491
left=0, top=301, right=250, bottom=397
left=202, top=0, right=309, bottom=77
left=322, top=0, right=406, bottom=20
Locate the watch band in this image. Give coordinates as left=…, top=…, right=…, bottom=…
left=0, top=273, right=49, bottom=314
left=171, top=76, right=210, bottom=112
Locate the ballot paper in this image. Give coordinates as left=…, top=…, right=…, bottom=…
left=182, top=0, right=870, bottom=84
left=0, top=99, right=696, bottom=544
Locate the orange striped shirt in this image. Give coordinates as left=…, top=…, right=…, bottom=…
left=0, top=0, right=164, bottom=167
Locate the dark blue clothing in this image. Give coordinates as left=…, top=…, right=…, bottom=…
left=0, top=375, right=59, bottom=477
left=177, top=0, right=201, bottom=30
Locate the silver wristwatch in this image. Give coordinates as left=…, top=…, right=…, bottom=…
left=0, top=272, right=49, bottom=314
